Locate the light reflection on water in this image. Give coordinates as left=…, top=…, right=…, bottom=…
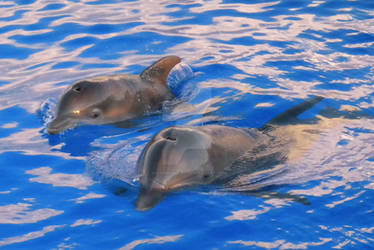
left=0, top=203, right=63, bottom=224
left=0, top=0, right=373, bottom=249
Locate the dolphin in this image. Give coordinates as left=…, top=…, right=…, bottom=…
left=47, top=56, right=181, bottom=134
left=135, top=96, right=324, bottom=211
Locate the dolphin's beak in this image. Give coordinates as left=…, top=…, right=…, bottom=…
left=47, top=116, right=75, bottom=134
left=135, top=187, right=166, bottom=212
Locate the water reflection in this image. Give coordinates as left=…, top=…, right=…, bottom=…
left=119, top=234, right=183, bottom=250
left=71, top=218, right=102, bottom=227
left=26, top=166, right=94, bottom=190
left=0, top=225, right=64, bottom=247
left=0, top=202, right=63, bottom=224
left=0, top=0, right=373, bottom=115
left=72, top=192, right=106, bottom=204
left=228, top=238, right=332, bottom=249
left=0, top=127, right=84, bottom=159
left=225, top=206, right=271, bottom=221
left=0, top=0, right=373, bottom=249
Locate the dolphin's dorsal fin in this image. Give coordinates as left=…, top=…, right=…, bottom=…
left=140, top=55, right=181, bottom=85
left=260, top=96, right=324, bottom=130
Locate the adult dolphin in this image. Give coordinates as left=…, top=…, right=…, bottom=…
left=135, top=96, right=324, bottom=211
left=47, top=56, right=181, bottom=134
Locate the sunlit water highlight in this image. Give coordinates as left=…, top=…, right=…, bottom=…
left=0, top=0, right=374, bottom=249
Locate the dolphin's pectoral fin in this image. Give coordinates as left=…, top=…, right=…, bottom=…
left=140, top=55, right=181, bottom=85
left=260, top=96, right=324, bottom=131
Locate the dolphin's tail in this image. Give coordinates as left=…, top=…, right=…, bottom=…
left=260, top=96, right=324, bottom=131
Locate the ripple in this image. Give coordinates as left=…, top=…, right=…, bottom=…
left=87, top=137, right=146, bottom=184
left=119, top=234, right=183, bottom=250
left=0, top=225, right=64, bottom=247
left=72, top=192, right=106, bottom=204
left=26, top=166, right=94, bottom=190
left=225, top=206, right=271, bottom=221
left=0, top=202, right=63, bottom=224
left=0, top=0, right=374, bottom=249
left=0, top=0, right=373, bottom=117
left=0, top=126, right=83, bottom=159
left=228, top=238, right=332, bottom=249
left=71, top=218, right=102, bottom=227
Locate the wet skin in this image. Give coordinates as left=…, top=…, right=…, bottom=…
left=47, top=56, right=181, bottom=134
left=135, top=97, right=324, bottom=211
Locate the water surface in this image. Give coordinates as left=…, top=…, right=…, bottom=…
left=0, top=0, right=374, bottom=249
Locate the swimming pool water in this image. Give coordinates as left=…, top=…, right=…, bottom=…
left=0, top=0, right=374, bottom=249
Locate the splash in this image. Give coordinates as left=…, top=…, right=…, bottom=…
left=166, top=62, right=195, bottom=98
left=86, top=137, right=146, bottom=185
left=39, top=98, right=56, bottom=127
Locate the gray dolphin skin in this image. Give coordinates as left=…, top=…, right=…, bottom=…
left=135, top=96, right=324, bottom=211
left=47, top=56, right=181, bottom=134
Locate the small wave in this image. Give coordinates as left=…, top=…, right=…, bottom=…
left=39, top=98, right=56, bottom=125
left=167, top=62, right=195, bottom=98
left=86, top=138, right=146, bottom=186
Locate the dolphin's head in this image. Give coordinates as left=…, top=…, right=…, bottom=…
left=135, top=126, right=214, bottom=211
left=47, top=79, right=132, bottom=134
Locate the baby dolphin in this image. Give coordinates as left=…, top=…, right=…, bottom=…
left=47, top=56, right=181, bottom=134
left=135, top=96, right=324, bottom=211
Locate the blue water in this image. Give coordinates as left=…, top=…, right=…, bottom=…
left=1, top=0, right=374, bottom=249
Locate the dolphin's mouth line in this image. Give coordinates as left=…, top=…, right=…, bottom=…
left=47, top=117, right=76, bottom=134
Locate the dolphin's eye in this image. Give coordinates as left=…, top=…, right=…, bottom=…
left=91, top=109, right=101, bottom=119
left=203, top=174, right=210, bottom=179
